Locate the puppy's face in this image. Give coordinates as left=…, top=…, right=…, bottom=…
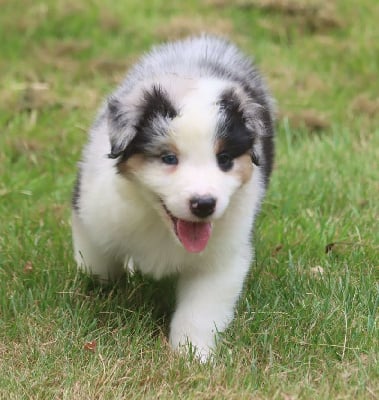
left=108, top=79, right=269, bottom=253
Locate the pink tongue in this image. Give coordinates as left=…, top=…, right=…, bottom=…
left=176, top=220, right=212, bottom=253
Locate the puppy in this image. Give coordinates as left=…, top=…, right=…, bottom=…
left=72, top=35, right=275, bottom=360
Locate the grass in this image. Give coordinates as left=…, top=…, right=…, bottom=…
left=0, top=0, right=378, bottom=398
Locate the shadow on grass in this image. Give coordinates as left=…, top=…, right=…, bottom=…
left=75, top=270, right=177, bottom=338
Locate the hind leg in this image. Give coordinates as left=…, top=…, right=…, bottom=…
left=72, top=212, right=124, bottom=282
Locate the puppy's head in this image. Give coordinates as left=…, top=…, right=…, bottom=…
left=107, top=78, right=273, bottom=253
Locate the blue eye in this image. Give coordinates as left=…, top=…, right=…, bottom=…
left=217, top=152, right=233, bottom=172
left=161, top=154, right=178, bottom=165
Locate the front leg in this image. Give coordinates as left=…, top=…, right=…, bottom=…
left=169, top=253, right=251, bottom=361
left=72, top=212, right=124, bottom=283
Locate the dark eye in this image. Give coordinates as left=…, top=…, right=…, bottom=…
left=217, top=152, right=233, bottom=172
left=161, top=154, right=178, bottom=165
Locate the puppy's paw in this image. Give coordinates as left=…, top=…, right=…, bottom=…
left=169, top=318, right=216, bottom=363
left=170, top=335, right=213, bottom=363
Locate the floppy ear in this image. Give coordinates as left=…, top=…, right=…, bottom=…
left=219, top=87, right=274, bottom=167
left=107, top=85, right=178, bottom=160
left=245, top=102, right=274, bottom=138
left=107, top=96, right=137, bottom=159
left=240, top=91, right=275, bottom=179
left=220, top=87, right=274, bottom=138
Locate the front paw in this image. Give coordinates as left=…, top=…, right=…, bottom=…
left=169, top=316, right=216, bottom=362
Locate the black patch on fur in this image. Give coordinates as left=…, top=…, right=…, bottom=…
left=217, top=89, right=254, bottom=160
left=217, top=87, right=274, bottom=185
left=72, top=169, right=81, bottom=211
left=199, top=49, right=275, bottom=184
left=200, top=59, right=271, bottom=117
left=139, top=85, right=177, bottom=122
left=113, top=86, right=178, bottom=165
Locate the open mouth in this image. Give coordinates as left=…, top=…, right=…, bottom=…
left=161, top=202, right=212, bottom=254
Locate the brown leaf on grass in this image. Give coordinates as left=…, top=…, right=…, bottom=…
left=325, top=241, right=356, bottom=254
left=155, top=15, right=234, bottom=41
left=84, top=340, right=97, bottom=352
left=325, top=242, right=336, bottom=254
left=23, top=261, right=33, bottom=273
left=272, top=244, right=283, bottom=256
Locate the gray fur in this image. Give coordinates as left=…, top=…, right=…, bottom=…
left=103, top=35, right=275, bottom=177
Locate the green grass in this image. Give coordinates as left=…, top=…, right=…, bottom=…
left=0, top=0, right=378, bottom=398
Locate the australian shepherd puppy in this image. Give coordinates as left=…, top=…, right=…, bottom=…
left=72, top=35, right=275, bottom=361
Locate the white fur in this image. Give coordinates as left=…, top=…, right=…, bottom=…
left=72, top=36, right=273, bottom=361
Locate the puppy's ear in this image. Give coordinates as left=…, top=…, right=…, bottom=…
left=107, top=96, right=137, bottom=159
left=244, top=101, right=274, bottom=139
left=107, top=86, right=177, bottom=160
left=218, top=86, right=274, bottom=168
left=219, top=87, right=274, bottom=137
left=240, top=90, right=275, bottom=178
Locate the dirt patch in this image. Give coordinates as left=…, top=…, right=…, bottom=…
left=155, top=15, right=235, bottom=41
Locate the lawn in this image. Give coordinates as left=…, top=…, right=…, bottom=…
left=0, top=0, right=378, bottom=398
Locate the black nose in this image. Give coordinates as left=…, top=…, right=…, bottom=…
left=189, top=196, right=217, bottom=218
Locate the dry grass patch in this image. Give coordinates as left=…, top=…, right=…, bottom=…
left=40, top=39, right=92, bottom=57
left=61, top=86, right=103, bottom=110
left=0, top=82, right=58, bottom=113
left=98, top=10, right=123, bottom=33
left=283, top=109, right=330, bottom=132
left=88, top=56, right=134, bottom=82
left=207, top=0, right=343, bottom=35
left=155, top=15, right=235, bottom=41
left=16, top=83, right=58, bottom=112
left=33, top=46, right=81, bottom=76
left=0, top=80, right=100, bottom=114
left=351, top=94, right=379, bottom=119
